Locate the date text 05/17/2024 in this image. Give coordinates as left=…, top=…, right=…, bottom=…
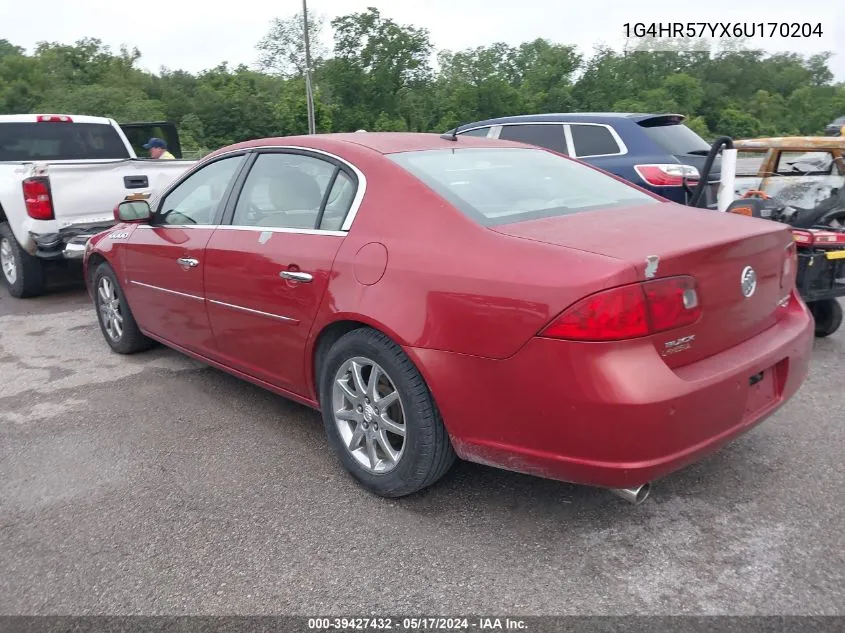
left=307, top=617, right=528, bottom=630
left=623, top=22, right=824, bottom=39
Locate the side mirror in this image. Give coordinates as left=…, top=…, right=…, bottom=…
left=114, top=200, right=151, bottom=223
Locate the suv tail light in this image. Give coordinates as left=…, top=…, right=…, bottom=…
left=22, top=177, right=54, bottom=220
left=36, top=115, right=73, bottom=123
left=540, top=276, right=702, bottom=342
left=634, top=164, right=700, bottom=187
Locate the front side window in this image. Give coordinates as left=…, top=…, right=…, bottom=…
left=156, top=155, right=245, bottom=226
left=499, top=124, right=568, bottom=154
left=232, top=153, right=346, bottom=230
left=388, top=147, right=658, bottom=227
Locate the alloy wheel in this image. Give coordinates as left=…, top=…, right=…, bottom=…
left=0, top=238, right=16, bottom=285
left=332, top=356, right=407, bottom=474
left=97, top=276, right=124, bottom=341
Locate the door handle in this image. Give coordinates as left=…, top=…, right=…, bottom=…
left=177, top=257, right=199, bottom=268
left=124, top=175, right=149, bottom=189
left=279, top=270, right=313, bottom=283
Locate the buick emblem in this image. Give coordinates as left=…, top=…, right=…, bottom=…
left=741, top=266, right=757, bottom=298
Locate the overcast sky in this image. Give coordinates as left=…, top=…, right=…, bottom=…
left=3, top=0, right=843, bottom=80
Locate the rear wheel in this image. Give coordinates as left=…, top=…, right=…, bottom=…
left=809, top=298, right=843, bottom=338
left=0, top=222, right=45, bottom=298
left=319, top=328, right=456, bottom=497
left=92, top=261, right=154, bottom=354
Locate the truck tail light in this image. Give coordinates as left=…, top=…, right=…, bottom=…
left=540, top=276, right=702, bottom=342
left=634, top=164, right=700, bottom=187
left=36, top=115, right=73, bottom=123
left=22, top=177, right=54, bottom=220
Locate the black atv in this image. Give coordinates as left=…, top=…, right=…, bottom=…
left=726, top=193, right=845, bottom=338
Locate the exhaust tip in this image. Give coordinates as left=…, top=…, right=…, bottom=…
left=609, top=483, right=651, bottom=505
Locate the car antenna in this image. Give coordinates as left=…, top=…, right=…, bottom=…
left=440, top=123, right=463, bottom=141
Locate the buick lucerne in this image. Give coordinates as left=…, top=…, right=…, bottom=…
left=83, top=132, right=814, bottom=503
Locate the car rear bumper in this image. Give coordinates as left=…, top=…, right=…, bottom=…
left=409, top=293, right=814, bottom=489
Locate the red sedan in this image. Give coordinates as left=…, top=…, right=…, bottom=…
left=83, top=132, right=814, bottom=503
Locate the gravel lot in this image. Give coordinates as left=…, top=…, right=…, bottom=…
left=1, top=270, right=843, bottom=616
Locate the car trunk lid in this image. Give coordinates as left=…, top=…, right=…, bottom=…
left=491, top=203, right=793, bottom=367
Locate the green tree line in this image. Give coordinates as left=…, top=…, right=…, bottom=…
left=2, top=7, right=844, bottom=157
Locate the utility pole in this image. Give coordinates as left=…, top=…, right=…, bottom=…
left=302, top=0, right=316, bottom=135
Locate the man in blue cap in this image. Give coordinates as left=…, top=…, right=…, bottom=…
left=142, top=137, right=175, bottom=160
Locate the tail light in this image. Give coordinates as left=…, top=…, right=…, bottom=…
left=36, top=115, right=73, bottom=123
left=792, top=228, right=845, bottom=247
left=540, top=276, right=702, bottom=342
left=22, top=177, right=54, bottom=220
left=634, top=164, right=700, bottom=187
left=781, top=242, right=797, bottom=291
left=776, top=242, right=798, bottom=315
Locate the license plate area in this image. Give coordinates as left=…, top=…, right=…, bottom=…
left=744, top=369, right=775, bottom=417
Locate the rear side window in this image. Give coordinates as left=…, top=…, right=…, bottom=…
left=231, top=152, right=354, bottom=231
left=569, top=124, right=621, bottom=157
left=388, top=147, right=658, bottom=227
left=499, top=124, right=568, bottom=154
left=639, top=122, right=710, bottom=156
left=775, top=151, right=836, bottom=175
left=0, top=122, right=130, bottom=161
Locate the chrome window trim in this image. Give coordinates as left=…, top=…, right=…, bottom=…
left=137, top=224, right=216, bottom=230
left=130, top=280, right=204, bottom=302
left=453, top=125, right=496, bottom=138
left=136, top=224, right=346, bottom=237
left=147, top=144, right=367, bottom=234
left=215, top=225, right=347, bottom=237
left=563, top=122, right=628, bottom=158
left=208, top=299, right=299, bottom=324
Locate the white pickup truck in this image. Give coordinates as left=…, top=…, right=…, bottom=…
left=0, top=114, right=196, bottom=297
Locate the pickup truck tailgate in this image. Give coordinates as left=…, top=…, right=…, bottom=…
left=36, top=159, right=193, bottom=228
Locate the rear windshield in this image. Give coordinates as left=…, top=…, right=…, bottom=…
left=0, top=122, right=130, bottom=161
left=387, top=147, right=659, bottom=227
left=640, top=122, right=711, bottom=156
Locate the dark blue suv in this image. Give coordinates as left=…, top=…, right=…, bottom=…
left=451, top=112, right=720, bottom=207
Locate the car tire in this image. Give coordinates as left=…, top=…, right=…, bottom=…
left=92, top=261, right=154, bottom=354
left=0, top=221, right=46, bottom=298
left=809, top=298, right=843, bottom=338
left=319, top=327, right=456, bottom=498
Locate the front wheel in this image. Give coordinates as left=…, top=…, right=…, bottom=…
left=92, top=261, right=154, bottom=354
left=809, top=298, right=843, bottom=338
left=319, top=328, right=456, bottom=498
